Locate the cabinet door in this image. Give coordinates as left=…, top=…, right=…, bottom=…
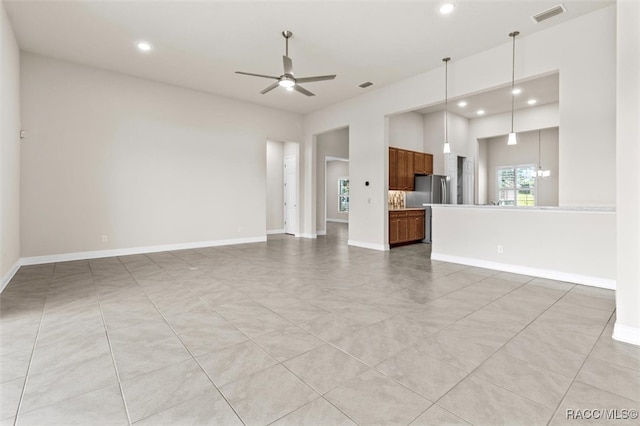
left=416, top=215, right=425, bottom=240
left=389, top=217, right=399, bottom=244
left=406, top=151, right=415, bottom=191
left=425, top=153, right=433, bottom=175
left=413, top=152, right=427, bottom=175
left=389, top=148, right=398, bottom=190
left=414, top=152, right=426, bottom=175
left=397, top=149, right=407, bottom=190
left=398, top=217, right=409, bottom=242
left=408, top=216, right=418, bottom=240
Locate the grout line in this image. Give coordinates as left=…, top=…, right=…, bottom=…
left=6, top=229, right=618, bottom=426
left=12, top=265, right=55, bottom=424
left=88, top=259, right=134, bottom=426
left=121, top=254, right=248, bottom=426
left=545, top=310, right=619, bottom=426
left=425, top=281, right=614, bottom=425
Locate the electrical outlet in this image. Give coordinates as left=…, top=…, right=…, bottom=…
left=497, top=245, right=503, bottom=254
left=101, top=235, right=108, bottom=243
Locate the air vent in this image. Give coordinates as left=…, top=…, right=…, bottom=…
left=531, top=4, right=566, bottom=23
left=359, top=82, right=373, bottom=88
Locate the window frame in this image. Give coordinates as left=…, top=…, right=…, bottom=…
left=338, top=177, right=349, bottom=213
left=496, top=164, right=537, bottom=206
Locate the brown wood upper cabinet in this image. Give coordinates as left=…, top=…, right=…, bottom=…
left=414, top=152, right=433, bottom=175
left=389, top=148, right=398, bottom=189
left=389, top=148, right=433, bottom=190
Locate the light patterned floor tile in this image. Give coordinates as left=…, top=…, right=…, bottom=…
left=220, top=364, right=317, bottom=426
left=325, top=370, right=432, bottom=425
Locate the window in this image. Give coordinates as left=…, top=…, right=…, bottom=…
left=497, top=165, right=536, bottom=206
left=338, top=177, right=349, bottom=212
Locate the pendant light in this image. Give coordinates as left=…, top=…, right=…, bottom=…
left=443, top=57, right=451, bottom=154
left=507, top=31, right=519, bottom=145
left=536, top=129, right=551, bottom=178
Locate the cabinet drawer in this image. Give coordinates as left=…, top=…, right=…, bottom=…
left=389, top=211, right=408, bottom=218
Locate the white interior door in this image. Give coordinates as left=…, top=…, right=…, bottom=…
left=284, top=155, right=297, bottom=235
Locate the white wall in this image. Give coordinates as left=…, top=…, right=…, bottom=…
left=614, top=0, right=640, bottom=346
left=20, top=53, right=303, bottom=258
left=432, top=206, right=616, bottom=288
left=316, top=127, right=348, bottom=232
left=423, top=111, right=470, bottom=203
left=302, top=6, right=616, bottom=249
left=471, top=103, right=560, bottom=205
left=423, top=111, right=470, bottom=175
left=0, top=3, right=21, bottom=287
left=326, top=161, right=349, bottom=222
left=469, top=102, right=559, bottom=140
left=423, top=112, right=446, bottom=175
left=482, top=127, right=559, bottom=206
left=388, top=111, right=423, bottom=152
left=266, top=140, right=284, bottom=232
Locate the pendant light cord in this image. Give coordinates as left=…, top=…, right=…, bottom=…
left=509, top=32, right=519, bottom=133
left=443, top=57, right=450, bottom=143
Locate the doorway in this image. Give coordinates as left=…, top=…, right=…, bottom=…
left=315, top=127, right=349, bottom=238
left=266, top=140, right=299, bottom=236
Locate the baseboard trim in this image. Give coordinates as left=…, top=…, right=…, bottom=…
left=613, top=323, right=640, bottom=346
left=0, top=259, right=22, bottom=293
left=20, top=236, right=268, bottom=266
left=430, top=252, right=616, bottom=290
left=348, top=240, right=388, bottom=251
left=326, top=218, right=348, bottom=223
left=316, top=230, right=327, bottom=236
left=266, top=229, right=285, bottom=235
left=297, top=233, right=317, bottom=239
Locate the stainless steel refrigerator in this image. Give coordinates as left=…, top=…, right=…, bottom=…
left=405, top=175, right=450, bottom=243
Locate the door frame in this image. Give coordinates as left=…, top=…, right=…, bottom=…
left=323, top=156, right=349, bottom=235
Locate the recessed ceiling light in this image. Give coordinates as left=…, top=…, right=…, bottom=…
left=512, top=88, right=522, bottom=95
left=458, top=101, right=467, bottom=107
left=440, top=3, right=455, bottom=14
left=527, top=99, right=537, bottom=105
left=136, top=41, right=152, bottom=52
left=477, top=109, right=485, bottom=115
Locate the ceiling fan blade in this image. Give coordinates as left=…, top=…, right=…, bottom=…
left=293, top=84, right=315, bottom=97
left=235, top=71, right=279, bottom=80
left=260, top=82, right=280, bottom=94
left=295, top=75, right=337, bottom=83
left=283, top=56, right=293, bottom=75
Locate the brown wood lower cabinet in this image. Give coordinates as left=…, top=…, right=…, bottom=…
left=389, top=209, right=425, bottom=246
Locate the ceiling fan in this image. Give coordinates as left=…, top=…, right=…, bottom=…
left=235, top=30, right=336, bottom=97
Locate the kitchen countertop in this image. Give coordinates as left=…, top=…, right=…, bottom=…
left=423, top=204, right=615, bottom=213
left=389, top=207, right=426, bottom=212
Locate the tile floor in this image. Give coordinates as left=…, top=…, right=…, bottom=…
left=1, top=223, right=639, bottom=425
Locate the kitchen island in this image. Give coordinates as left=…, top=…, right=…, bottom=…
left=427, top=204, right=616, bottom=289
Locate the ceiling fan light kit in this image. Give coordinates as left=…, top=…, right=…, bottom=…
left=235, top=30, right=337, bottom=97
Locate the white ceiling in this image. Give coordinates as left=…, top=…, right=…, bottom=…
left=4, top=0, right=612, bottom=114
left=415, top=72, right=559, bottom=118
